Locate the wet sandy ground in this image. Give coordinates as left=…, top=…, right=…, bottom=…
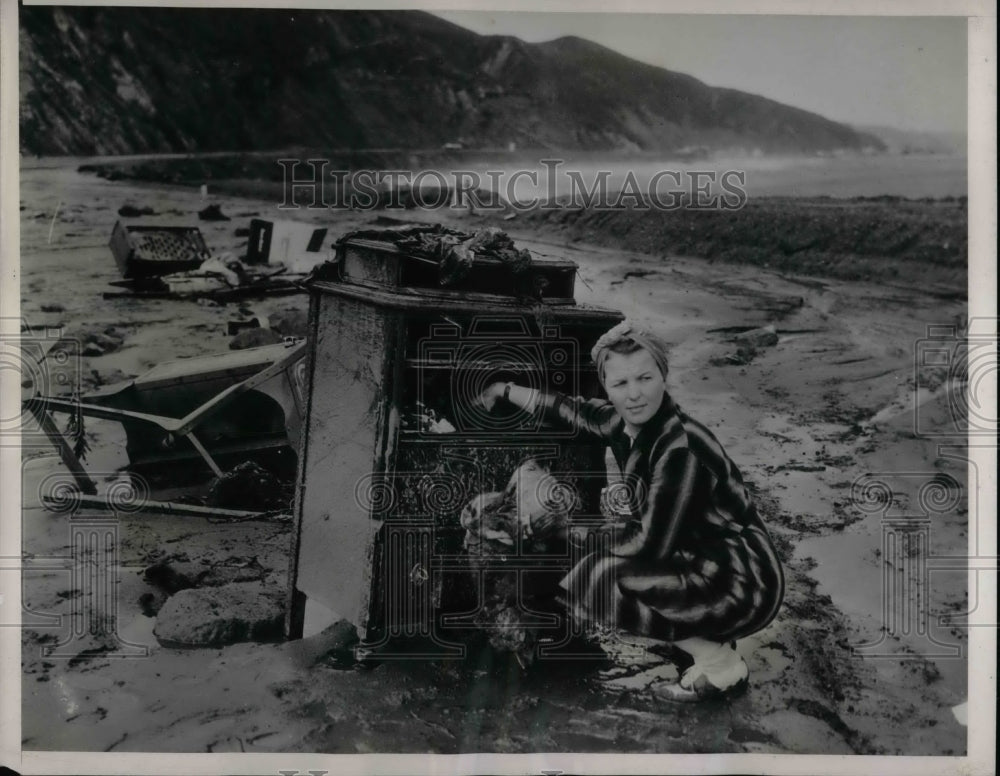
left=16, top=163, right=969, bottom=754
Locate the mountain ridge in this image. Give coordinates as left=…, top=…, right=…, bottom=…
left=19, top=7, right=885, bottom=157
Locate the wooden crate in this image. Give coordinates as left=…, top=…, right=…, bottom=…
left=109, top=221, right=209, bottom=278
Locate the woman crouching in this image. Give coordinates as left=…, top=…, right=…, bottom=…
left=476, top=320, right=785, bottom=702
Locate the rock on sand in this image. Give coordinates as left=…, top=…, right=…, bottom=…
left=153, top=581, right=285, bottom=647
left=229, top=328, right=283, bottom=350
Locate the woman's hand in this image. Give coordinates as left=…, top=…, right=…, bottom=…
left=529, top=511, right=558, bottom=537
left=568, top=524, right=591, bottom=548
left=567, top=520, right=625, bottom=548
left=476, top=381, right=507, bottom=414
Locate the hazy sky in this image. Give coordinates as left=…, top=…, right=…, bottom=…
left=433, top=12, right=968, bottom=134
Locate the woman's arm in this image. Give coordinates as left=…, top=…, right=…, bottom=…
left=478, top=382, right=616, bottom=442
left=477, top=381, right=541, bottom=415
left=611, top=443, right=710, bottom=561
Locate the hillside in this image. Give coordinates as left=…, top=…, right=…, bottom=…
left=20, top=7, right=884, bottom=157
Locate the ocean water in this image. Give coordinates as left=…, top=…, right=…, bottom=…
left=475, top=153, right=968, bottom=204
left=23, top=151, right=968, bottom=202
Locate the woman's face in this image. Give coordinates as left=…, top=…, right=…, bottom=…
left=601, top=348, right=666, bottom=429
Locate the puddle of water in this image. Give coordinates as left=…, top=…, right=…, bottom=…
left=796, top=522, right=967, bottom=698
left=602, top=662, right=678, bottom=691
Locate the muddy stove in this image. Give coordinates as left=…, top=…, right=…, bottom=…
left=288, top=234, right=623, bottom=661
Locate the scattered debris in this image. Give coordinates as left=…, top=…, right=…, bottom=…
left=206, top=460, right=292, bottom=511
left=85, top=367, right=132, bottom=389
left=227, top=318, right=263, bottom=336
left=49, top=324, right=126, bottom=359
left=109, top=221, right=210, bottom=278
left=198, top=254, right=245, bottom=285
left=198, top=203, right=230, bottom=221
left=80, top=329, right=125, bottom=356
left=144, top=558, right=201, bottom=595
left=757, top=296, right=806, bottom=318
left=267, top=308, right=309, bottom=338
left=229, top=327, right=283, bottom=350
left=730, top=324, right=779, bottom=348
left=63, top=399, right=91, bottom=460
left=105, top=256, right=303, bottom=302
left=368, top=215, right=418, bottom=227
left=28, top=340, right=308, bottom=488
left=138, top=592, right=161, bottom=617
left=401, top=402, right=456, bottom=434
left=458, top=459, right=577, bottom=668
left=118, top=204, right=156, bottom=217
left=711, top=324, right=780, bottom=366
left=246, top=218, right=329, bottom=273
left=338, top=224, right=534, bottom=290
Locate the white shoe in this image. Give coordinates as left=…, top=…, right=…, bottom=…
left=652, top=645, right=749, bottom=703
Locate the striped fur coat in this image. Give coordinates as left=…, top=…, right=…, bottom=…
left=538, top=391, right=784, bottom=643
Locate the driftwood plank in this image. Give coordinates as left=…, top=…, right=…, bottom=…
left=42, top=493, right=268, bottom=520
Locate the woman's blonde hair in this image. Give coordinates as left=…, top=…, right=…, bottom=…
left=591, top=320, right=670, bottom=383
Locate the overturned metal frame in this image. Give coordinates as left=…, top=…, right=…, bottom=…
left=24, top=341, right=309, bottom=495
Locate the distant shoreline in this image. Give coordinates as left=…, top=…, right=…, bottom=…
left=43, top=152, right=968, bottom=298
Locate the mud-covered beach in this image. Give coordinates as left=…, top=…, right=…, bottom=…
left=18, top=158, right=969, bottom=755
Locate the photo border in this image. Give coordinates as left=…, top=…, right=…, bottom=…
left=1, top=1, right=995, bottom=774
